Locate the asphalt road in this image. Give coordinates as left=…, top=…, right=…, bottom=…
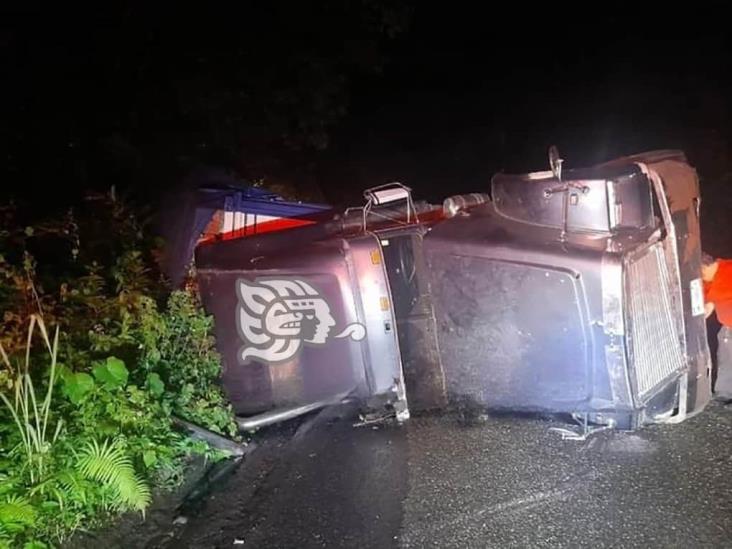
left=169, top=401, right=732, bottom=549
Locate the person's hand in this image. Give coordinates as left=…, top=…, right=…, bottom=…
left=705, top=301, right=716, bottom=319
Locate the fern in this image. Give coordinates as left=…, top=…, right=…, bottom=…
left=55, top=470, right=90, bottom=507
left=76, top=439, right=151, bottom=512
left=0, top=495, right=37, bottom=529
left=0, top=529, right=10, bottom=549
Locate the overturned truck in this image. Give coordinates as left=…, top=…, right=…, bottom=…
left=196, top=150, right=711, bottom=432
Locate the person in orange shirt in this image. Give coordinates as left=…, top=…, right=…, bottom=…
left=702, top=253, right=732, bottom=401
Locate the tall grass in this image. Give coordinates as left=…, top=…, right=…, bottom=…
left=0, top=315, right=62, bottom=483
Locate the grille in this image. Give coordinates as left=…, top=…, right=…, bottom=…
left=625, top=242, right=686, bottom=400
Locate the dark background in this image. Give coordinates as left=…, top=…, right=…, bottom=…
left=1, top=3, right=729, bottom=250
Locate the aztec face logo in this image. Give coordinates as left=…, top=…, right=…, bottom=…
left=236, top=278, right=366, bottom=364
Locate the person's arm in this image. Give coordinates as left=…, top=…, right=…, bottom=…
left=705, top=301, right=716, bottom=319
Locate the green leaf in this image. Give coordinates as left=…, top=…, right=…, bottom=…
left=23, top=542, right=48, bottom=549
left=98, top=421, right=119, bottom=436
left=62, top=373, right=95, bottom=405
left=92, top=357, right=129, bottom=389
left=0, top=495, right=36, bottom=528
left=146, top=373, right=165, bottom=397
left=57, top=364, right=72, bottom=381
left=105, top=356, right=129, bottom=385
left=142, top=450, right=158, bottom=468
left=0, top=473, right=16, bottom=497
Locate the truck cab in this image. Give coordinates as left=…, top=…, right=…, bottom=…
left=195, top=150, right=711, bottom=431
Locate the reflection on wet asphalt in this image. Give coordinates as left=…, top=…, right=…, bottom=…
left=175, top=402, right=732, bottom=548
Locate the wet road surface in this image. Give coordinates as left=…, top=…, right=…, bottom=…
left=171, top=402, right=732, bottom=548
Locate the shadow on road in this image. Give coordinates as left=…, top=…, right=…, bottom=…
left=115, top=400, right=732, bottom=548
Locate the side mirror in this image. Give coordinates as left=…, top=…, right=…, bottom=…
left=549, top=145, right=563, bottom=181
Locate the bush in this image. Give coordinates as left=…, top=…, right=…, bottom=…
left=136, top=291, right=238, bottom=437
left=0, top=194, right=237, bottom=547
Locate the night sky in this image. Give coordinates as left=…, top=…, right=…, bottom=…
left=326, top=5, right=729, bottom=201
left=2, top=3, right=729, bottom=213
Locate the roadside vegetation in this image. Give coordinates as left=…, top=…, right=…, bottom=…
left=0, top=194, right=237, bottom=548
